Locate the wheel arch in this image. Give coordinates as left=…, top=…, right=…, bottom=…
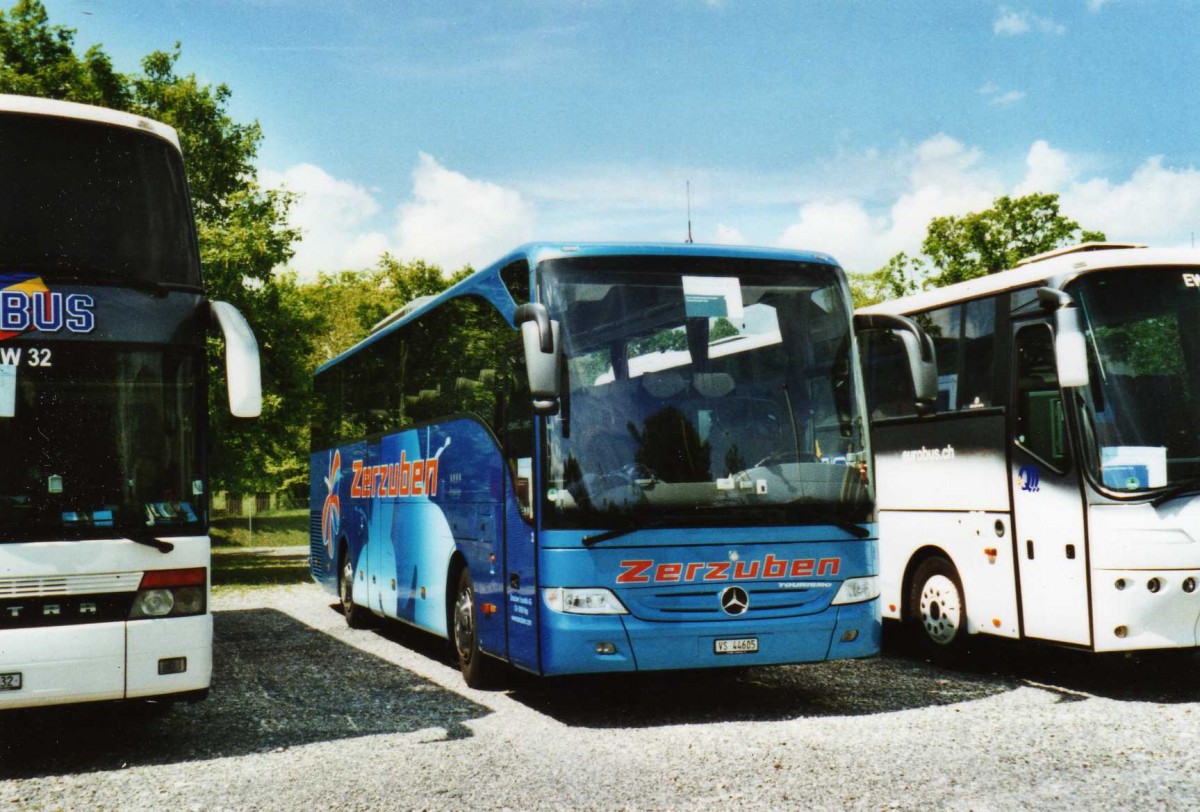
left=901, top=545, right=959, bottom=620
left=445, top=549, right=469, bottom=641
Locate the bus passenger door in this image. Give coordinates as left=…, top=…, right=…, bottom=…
left=502, top=347, right=541, bottom=673
left=1010, top=324, right=1091, bottom=646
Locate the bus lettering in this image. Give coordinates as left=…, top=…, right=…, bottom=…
left=0, top=289, right=96, bottom=338
left=615, top=560, right=653, bottom=584
left=618, top=556, right=844, bottom=584
left=348, top=453, right=440, bottom=500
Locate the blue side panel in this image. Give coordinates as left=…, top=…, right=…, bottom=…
left=311, top=418, right=507, bottom=649
left=310, top=441, right=370, bottom=598
left=426, top=419, right=506, bottom=657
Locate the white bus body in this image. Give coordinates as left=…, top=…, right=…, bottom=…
left=0, top=95, right=259, bottom=709
left=859, top=244, right=1200, bottom=653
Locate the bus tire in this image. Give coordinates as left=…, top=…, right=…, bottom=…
left=908, top=556, right=966, bottom=655
left=453, top=567, right=497, bottom=689
left=339, top=550, right=369, bottom=629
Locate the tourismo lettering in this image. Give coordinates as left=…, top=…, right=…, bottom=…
left=616, top=555, right=840, bottom=584
left=0, top=291, right=95, bottom=335
left=350, top=451, right=439, bottom=499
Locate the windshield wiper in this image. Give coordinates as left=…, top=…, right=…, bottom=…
left=1151, top=477, right=1200, bottom=508
left=122, top=527, right=175, bottom=554
left=582, top=517, right=678, bottom=547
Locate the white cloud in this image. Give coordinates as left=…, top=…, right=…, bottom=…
left=393, top=153, right=536, bottom=271
left=775, top=134, right=1002, bottom=271
left=991, top=90, right=1027, bottom=107
left=265, top=155, right=535, bottom=279
left=979, top=83, right=1026, bottom=107
left=1016, top=140, right=1074, bottom=195
left=1087, top=0, right=1108, bottom=11
left=994, top=8, right=1031, bottom=34
left=773, top=135, right=1200, bottom=275
left=1062, top=156, right=1200, bottom=244
left=262, top=163, right=389, bottom=277
left=994, top=7, right=1066, bottom=35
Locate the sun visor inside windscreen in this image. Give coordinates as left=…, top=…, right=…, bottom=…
left=682, top=276, right=744, bottom=320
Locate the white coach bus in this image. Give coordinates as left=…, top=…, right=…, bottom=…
left=0, top=95, right=261, bottom=709
left=858, top=243, right=1200, bottom=654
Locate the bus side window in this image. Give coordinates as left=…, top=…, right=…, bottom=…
left=859, top=329, right=916, bottom=419
left=916, top=304, right=961, bottom=411
left=504, top=338, right=534, bottom=522
left=501, top=260, right=530, bottom=306
left=1014, top=324, right=1068, bottom=470
left=961, top=297, right=996, bottom=410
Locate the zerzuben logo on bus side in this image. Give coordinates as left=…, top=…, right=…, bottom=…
left=616, top=555, right=841, bottom=584
left=0, top=276, right=95, bottom=342
left=348, top=438, right=452, bottom=500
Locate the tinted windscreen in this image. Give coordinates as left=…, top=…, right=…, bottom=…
left=0, top=345, right=202, bottom=541
left=0, top=111, right=200, bottom=287
left=539, top=255, right=869, bottom=530
left=1072, top=268, right=1200, bottom=492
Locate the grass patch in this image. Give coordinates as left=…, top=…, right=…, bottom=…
left=211, top=547, right=311, bottom=591
left=210, top=508, right=308, bottom=548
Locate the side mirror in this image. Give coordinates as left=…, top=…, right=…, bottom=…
left=210, top=301, right=262, bottom=418
left=854, top=312, right=938, bottom=413
left=1037, top=287, right=1090, bottom=388
left=514, top=303, right=561, bottom=415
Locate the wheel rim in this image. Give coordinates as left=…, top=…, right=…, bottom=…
left=454, top=585, right=475, bottom=664
left=340, top=558, right=354, bottom=612
left=918, top=573, right=962, bottom=645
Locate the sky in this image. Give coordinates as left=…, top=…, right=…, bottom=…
left=45, top=0, right=1200, bottom=280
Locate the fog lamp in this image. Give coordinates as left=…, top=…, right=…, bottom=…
left=594, top=642, right=618, bottom=655
left=173, top=587, right=204, bottom=615
left=158, top=657, right=187, bottom=675
left=840, top=629, right=859, bottom=643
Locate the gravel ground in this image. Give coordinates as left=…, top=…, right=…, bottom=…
left=2, top=577, right=1200, bottom=811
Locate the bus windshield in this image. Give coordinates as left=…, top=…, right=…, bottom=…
left=1072, top=268, right=1200, bottom=493
left=0, top=111, right=200, bottom=288
left=0, top=345, right=202, bottom=541
left=539, top=255, right=869, bottom=530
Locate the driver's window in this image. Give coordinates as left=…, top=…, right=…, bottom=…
left=1014, top=324, right=1068, bottom=471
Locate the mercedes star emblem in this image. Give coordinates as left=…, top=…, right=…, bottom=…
left=720, top=586, right=749, bottom=616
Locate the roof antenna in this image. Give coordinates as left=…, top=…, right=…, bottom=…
left=686, top=180, right=694, bottom=244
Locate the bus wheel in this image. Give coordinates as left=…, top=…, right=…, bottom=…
left=339, top=553, right=369, bottom=629
left=909, top=556, right=966, bottom=654
left=453, top=568, right=496, bottom=689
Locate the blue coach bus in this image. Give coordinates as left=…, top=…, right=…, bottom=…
left=309, top=243, right=933, bottom=686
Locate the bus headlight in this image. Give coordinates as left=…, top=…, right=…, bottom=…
left=132, top=589, right=174, bottom=617
left=543, top=587, right=628, bottom=615
left=129, top=567, right=208, bottom=619
left=831, top=576, right=880, bottom=605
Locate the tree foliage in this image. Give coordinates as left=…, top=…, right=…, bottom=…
left=856, top=193, right=1107, bottom=306
left=0, top=0, right=305, bottom=495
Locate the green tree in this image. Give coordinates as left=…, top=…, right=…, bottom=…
left=861, top=193, right=1106, bottom=304
left=0, top=0, right=126, bottom=106
left=923, top=193, right=1105, bottom=286
left=0, top=1, right=306, bottom=496
left=852, top=252, right=929, bottom=308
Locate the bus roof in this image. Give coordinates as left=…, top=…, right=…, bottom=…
left=857, top=244, right=1200, bottom=316
left=0, top=93, right=181, bottom=150
left=316, top=242, right=843, bottom=376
